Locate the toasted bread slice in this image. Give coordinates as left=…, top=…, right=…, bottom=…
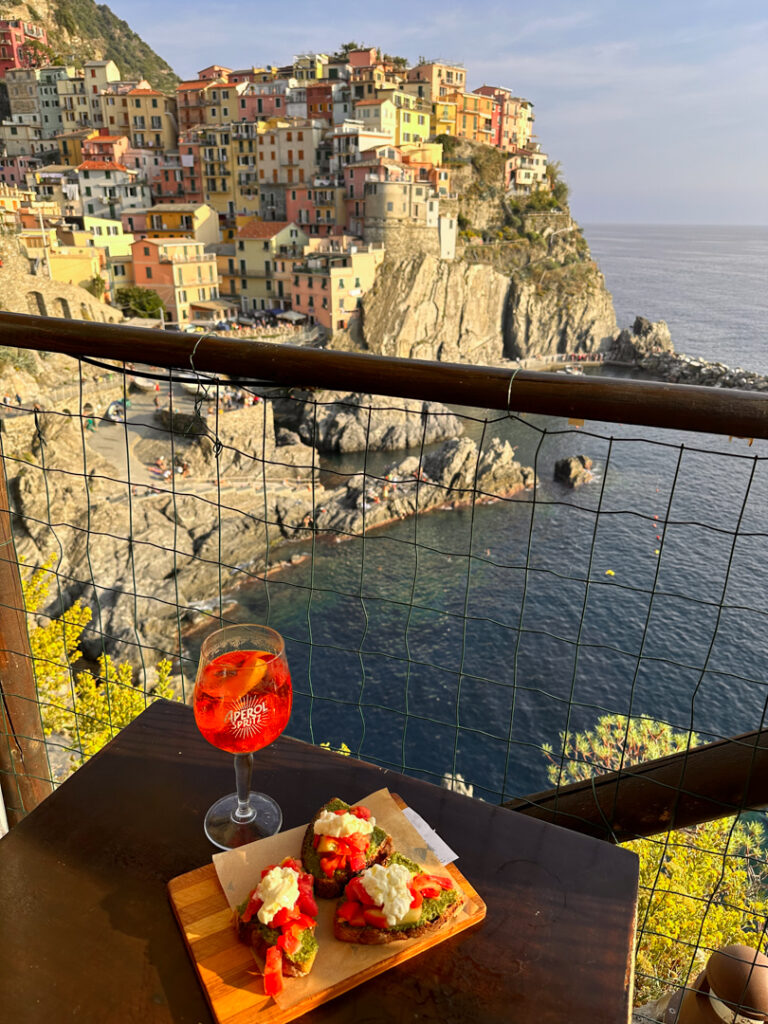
left=301, top=797, right=392, bottom=899
left=234, top=858, right=319, bottom=980
left=333, top=853, right=463, bottom=944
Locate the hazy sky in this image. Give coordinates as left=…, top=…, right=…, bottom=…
left=112, top=0, right=768, bottom=225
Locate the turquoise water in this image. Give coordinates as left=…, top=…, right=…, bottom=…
left=231, top=226, right=768, bottom=801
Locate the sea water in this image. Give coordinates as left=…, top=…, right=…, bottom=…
left=233, top=225, right=768, bottom=801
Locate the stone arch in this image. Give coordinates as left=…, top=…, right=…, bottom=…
left=55, top=297, right=72, bottom=319
left=80, top=304, right=92, bottom=321
left=26, top=291, right=47, bottom=317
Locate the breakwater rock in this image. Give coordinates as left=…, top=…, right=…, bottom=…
left=605, top=317, right=768, bottom=391
left=272, top=391, right=463, bottom=454
left=636, top=351, right=768, bottom=390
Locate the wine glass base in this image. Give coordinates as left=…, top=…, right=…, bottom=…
left=204, top=791, right=283, bottom=850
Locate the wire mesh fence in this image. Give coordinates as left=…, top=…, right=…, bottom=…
left=2, top=334, right=768, bottom=1008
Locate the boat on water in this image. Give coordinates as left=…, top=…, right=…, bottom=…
left=562, top=365, right=584, bottom=375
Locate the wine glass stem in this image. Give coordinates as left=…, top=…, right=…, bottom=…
left=233, top=753, right=256, bottom=823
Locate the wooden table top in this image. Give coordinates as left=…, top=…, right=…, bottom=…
left=0, top=700, right=638, bottom=1023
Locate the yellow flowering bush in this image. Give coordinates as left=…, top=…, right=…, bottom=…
left=544, top=714, right=768, bottom=1004
left=23, top=557, right=174, bottom=774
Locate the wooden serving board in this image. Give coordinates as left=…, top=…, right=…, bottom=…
left=168, top=799, right=486, bottom=1024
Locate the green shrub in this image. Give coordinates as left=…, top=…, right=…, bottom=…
left=544, top=714, right=768, bottom=1004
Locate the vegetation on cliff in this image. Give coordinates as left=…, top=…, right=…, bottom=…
left=0, top=0, right=178, bottom=92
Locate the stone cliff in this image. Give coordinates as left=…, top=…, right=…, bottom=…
left=345, top=247, right=617, bottom=364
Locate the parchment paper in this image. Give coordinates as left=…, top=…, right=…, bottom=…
left=212, top=788, right=474, bottom=1010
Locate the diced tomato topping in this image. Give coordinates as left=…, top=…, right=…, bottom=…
left=333, top=808, right=346, bottom=815
left=337, top=900, right=367, bottom=927
left=260, top=863, right=277, bottom=879
left=320, top=854, right=343, bottom=877
left=350, top=805, right=372, bottom=820
left=363, top=907, right=390, bottom=928
left=277, top=923, right=303, bottom=956
left=413, top=872, right=453, bottom=897
left=270, top=905, right=301, bottom=928
left=297, top=875, right=318, bottom=917
left=345, top=876, right=377, bottom=906
left=312, top=833, right=320, bottom=848
left=344, top=833, right=370, bottom=853
left=240, top=894, right=263, bottom=924
left=348, top=851, right=366, bottom=872
left=281, top=857, right=302, bottom=873
left=263, top=946, right=283, bottom=997
left=292, top=912, right=316, bottom=930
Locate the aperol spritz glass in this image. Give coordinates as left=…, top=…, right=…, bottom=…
left=193, top=624, right=292, bottom=849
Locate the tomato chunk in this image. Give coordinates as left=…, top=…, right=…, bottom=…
left=345, top=876, right=376, bottom=906
left=270, top=905, right=300, bottom=928
left=240, top=894, right=263, bottom=924
left=348, top=851, right=366, bottom=872
left=263, top=946, right=283, bottom=997
left=281, top=857, right=302, bottom=873
left=277, top=924, right=302, bottom=956
left=297, top=876, right=318, bottom=917
left=337, top=900, right=366, bottom=925
left=350, top=805, right=372, bottom=820
left=363, top=907, right=389, bottom=928
left=320, top=854, right=344, bottom=877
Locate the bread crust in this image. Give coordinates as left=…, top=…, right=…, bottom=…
left=333, top=893, right=463, bottom=944
left=301, top=799, right=393, bottom=899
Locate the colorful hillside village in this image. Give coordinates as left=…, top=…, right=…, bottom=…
left=0, top=29, right=551, bottom=332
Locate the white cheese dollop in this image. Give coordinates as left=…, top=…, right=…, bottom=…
left=360, top=862, right=413, bottom=926
left=255, top=866, right=299, bottom=926
left=313, top=808, right=375, bottom=838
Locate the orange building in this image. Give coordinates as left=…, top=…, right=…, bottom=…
left=131, top=237, right=220, bottom=325
left=446, top=90, right=494, bottom=145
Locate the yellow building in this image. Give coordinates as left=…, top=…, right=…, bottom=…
left=126, top=88, right=177, bottom=151
left=405, top=61, right=466, bottom=100
left=144, top=202, right=221, bottom=246
left=431, top=100, right=457, bottom=137
left=292, top=53, right=329, bottom=81
left=236, top=219, right=308, bottom=312
left=203, top=81, right=244, bottom=124
left=387, top=91, right=430, bottom=147
left=48, top=245, right=109, bottom=299
left=353, top=98, right=396, bottom=143
left=193, top=121, right=266, bottom=217
left=56, top=128, right=98, bottom=166
left=56, top=215, right=134, bottom=258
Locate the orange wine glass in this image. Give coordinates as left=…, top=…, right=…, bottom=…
left=193, top=624, right=292, bottom=849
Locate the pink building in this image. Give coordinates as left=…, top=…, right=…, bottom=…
left=347, top=48, right=378, bottom=69
left=82, top=130, right=130, bottom=164
left=121, top=208, right=148, bottom=237
left=0, top=153, right=38, bottom=186
left=237, top=81, right=287, bottom=120
left=0, top=20, right=47, bottom=77
left=178, top=134, right=203, bottom=205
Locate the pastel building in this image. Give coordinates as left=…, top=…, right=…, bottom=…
left=77, top=160, right=152, bottom=218
left=291, top=245, right=384, bottom=331
left=353, top=98, right=396, bottom=142
left=0, top=20, right=47, bottom=77
left=144, top=201, right=220, bottom=246
left=405, top=61, right=466, bottom=101
left=127, top=88, right=177, bottom=151
left=83, top=60, right=121, bottom=128
left=131, top=237, right=220, bottom=324
left=236, top=219, right=308, bottom=311
left=285, top=182, right=347, bottom=236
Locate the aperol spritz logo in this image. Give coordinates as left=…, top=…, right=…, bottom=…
left=226, top=697, right=269, bottom=738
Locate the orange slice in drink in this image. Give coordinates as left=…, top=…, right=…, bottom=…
left=201, top=650, right=270, bottom=702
